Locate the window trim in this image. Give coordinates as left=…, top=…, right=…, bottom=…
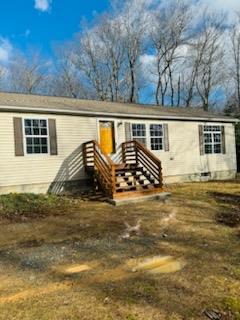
left=203, top=125, right=222, bottom=155
left=130, top=122, right=165, bottom=152
left=22, top=117, right=50, bottom=156
left=131, top=123, right=147, bottom=146
left=150, top=123, right=164, bottom=151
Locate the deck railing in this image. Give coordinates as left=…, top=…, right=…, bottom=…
left=83, top=140, right=116, bottom=197
left=122, top=140, right=163, bottom=188
left=83, top=140, right=163, bottom=198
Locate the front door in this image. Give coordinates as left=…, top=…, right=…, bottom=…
left=99, top=121, right=115, bottom=154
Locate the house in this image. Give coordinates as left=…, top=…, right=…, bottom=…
left=0, top=92, right=238, bottom=199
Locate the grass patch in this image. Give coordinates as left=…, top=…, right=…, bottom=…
left=0, top=193, right=72, bottom=221
left=232, top=267, right=240, bottom=281
left=224, top=297, right=240, bottom=319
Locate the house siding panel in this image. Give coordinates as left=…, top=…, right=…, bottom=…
left=117, top=119, right=236, bottom=182
left=0, top=112, right=237, bottom=194
left=0, top=113, right=97, bottom=192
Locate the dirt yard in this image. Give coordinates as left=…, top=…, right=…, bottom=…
left=0, top=181, right=239, bottom=320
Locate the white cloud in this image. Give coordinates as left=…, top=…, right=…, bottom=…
left=34, top=0, right=52, bottom=12
left=191, top=0, right=240, bottom=21
left=200, top=0, right=240, bottom=12
left=140, top=54, right=156, bottom=66
left=25, top=29, right=31, bottom=38
left=175, top=45, right=189, bottom=58
left=140, top=54, right=157, bottom=82
left=0, top=38, right=12, bottom=63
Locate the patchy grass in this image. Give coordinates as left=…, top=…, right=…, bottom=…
left=0, top=181, right=239, bottom=319
left=224, top=297, right=240, bottom=320
left=0, top=193, right=74, bottom=221
left=211, top=192, right=240, bottom=227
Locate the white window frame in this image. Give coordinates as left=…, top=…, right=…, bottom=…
left=149, top=124, right=164, bottom=151
left=203, top=125, right=222, bottom=154
left=130, top=122, right=165, bottom=151
left=23, top=117, right=50, bottom=156
left=131, top=123, right=147, bottom=146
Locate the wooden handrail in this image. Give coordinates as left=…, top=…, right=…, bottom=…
left=134, top=141, right=162, bottom=166
left=121, top=140, right=163, bottom=188
left=84, top=140, right=115, bottom=166
left=83, top=140, right=116, bottom=198
left=83, top=139, right=163, bottom=198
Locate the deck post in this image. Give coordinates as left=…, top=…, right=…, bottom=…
left=122, top=142, right=126, bottom=163
left=134, top=141, right=138, bottom=166
left=159, top=163, right=163, bottom=188
left=111, top=164, right=116, bottom=198
left=93, top=141, right=96, bottom=169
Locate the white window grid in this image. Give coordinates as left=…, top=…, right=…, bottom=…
left=131, top=123, right=147, bottom=145
left=23, top=118, right=49, bottom=155
left=203, top=125, right=222, bottom=154
left=131, top=123, right=165, bottom=151
left=150, top=124, right=163, bottom=150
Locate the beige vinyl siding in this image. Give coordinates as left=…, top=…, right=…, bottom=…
left=117, top=119, right=237, bottom=179
left=0, top=112, right=237, bottom=193
left=0, top=112, right=97, bottom=188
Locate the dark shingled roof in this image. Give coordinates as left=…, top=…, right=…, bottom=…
left=0, top=92, right=237, bottom=122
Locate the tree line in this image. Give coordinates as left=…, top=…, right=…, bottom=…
left=1, top=0, right=240, bottom=114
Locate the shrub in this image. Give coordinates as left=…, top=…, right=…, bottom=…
left=0, top=193, right=70, bottom=220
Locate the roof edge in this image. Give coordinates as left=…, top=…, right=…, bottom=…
left=0, top=105, right=238, bottom=123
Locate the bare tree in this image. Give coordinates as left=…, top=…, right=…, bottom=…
left=195, top=14, right=224, bottom=111
left=9, top=50, right=47, bottom=94
left=150, top=0, right=190, bottom=106
left=50, top=45, right=88, bottom=99
left=97, top=17, right=126, bottom=101
left=182, top=11, right=224, bottom=110
left=120, top=0, right=150, bottom=103
left=3, top=0, right=231, bottom=111
left=0, top=66, right=6, bottom=90
left=73, top=29, right=111, bottom=101
left=229, top=12, right=240, bottom=110
left=72, top=0, right=150, bottom=103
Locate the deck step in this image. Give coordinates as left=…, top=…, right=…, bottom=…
left=115, top=164, right=137, bottom=171
left=114, top=164, right=158, bottom=193
left=83, top=140, right=163, bottom=202
left=116, top=184, right=155, bottom=192
left=115, top=174, right=143, bottom=183
left=109, top=192, right=171, bottom=205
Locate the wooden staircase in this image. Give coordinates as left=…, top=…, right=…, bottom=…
left=83, top=140, right=163, bottom=200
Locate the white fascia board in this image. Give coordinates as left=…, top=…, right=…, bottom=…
left=0, top=105, right=238, bottom=123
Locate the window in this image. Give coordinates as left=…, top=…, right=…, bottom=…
left=203, top=125, right=222, bottom=154
left=24, top=119, right=49, bottom=154
left=131, top=123, right=168, bottom=150
left=150, top=124, right=163, bottom=150
left=132, top=123, right=146, bottom=145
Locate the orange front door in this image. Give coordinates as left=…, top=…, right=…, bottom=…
left=99, top=121, right=115, bottom=154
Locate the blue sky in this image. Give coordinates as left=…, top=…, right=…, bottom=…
left=1, top=0, right=240, bottom=63
left=0, top=0, right=110, bottom=59
left=0, top=0, right=239, bottom=105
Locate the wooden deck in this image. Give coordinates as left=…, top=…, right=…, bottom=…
left=82, top=140, right=163, bottom=200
